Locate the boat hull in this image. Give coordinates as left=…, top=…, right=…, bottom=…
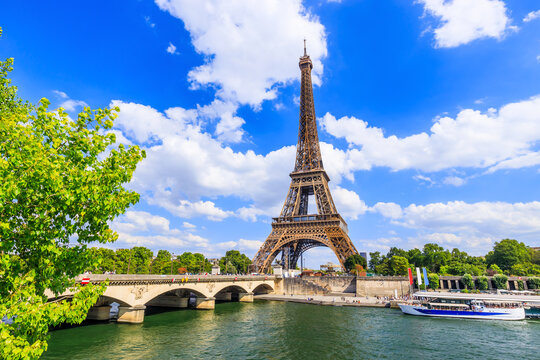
left=398, top=304, right=525, bottom=321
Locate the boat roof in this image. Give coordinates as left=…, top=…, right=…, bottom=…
left=414, top=291, right=540, bottom=304
left=429, top=302, right=469, bottom=308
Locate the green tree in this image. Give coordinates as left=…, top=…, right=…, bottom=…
left=477, top=276, right=489, bottom=290
left=493, top=274, right=508, bottom=289
left=88, top=248, right=116, bottom=273
left=487, top=264, right=502, bottom=275
left=427, top=273, right=439, bottom=290
left=129, top=247, right=153, bottom=274
left=177, top=252, right=211, bottom=273
left=531, top=248, right=540, bottom=265
left=375, top=260, right=390, bottom=276
left=517, top=280, right=524, bottom=291
left=461, top=274, right=474, bottom=289
left=422, top=243, right=451, bottom=273
left=344, top=254, right=367, bottom=272
left=368, top=251, right=382, bottom=271
left=0, top=33, right=145, bottom=358
left=389, top=256, right=410, bottom=276
left=486, top=239, right=531, bottom=272
left=528, top=277, right=540, bottom=290
left=219, top=250, right=251, bottom=274
left=114, top=249, right=131, bottom=274
left=407, top=248, right=423, bottom=268
left=151, top=250, right=172, bottom=274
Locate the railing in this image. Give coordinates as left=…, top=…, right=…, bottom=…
left=272, top=214, right=349, bottom=233
left=273, top=214, right=341, bottom=223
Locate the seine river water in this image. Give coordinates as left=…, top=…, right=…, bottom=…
left=44, top=301, right=539, bottom=359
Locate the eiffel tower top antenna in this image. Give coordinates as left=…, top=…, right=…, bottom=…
left=304, top=38, right=307, bottom=56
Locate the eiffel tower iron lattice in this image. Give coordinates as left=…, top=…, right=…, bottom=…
left=252, top=44, right=359, bottom=273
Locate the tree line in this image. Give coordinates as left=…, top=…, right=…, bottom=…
left=87, top=247, right=253, bottom=275
left=368, top=239, right=540, bottom=277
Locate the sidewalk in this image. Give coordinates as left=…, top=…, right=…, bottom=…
left=254, top=294, right=397, bottom=308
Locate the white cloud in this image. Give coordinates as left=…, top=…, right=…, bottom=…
left=371, top=202, right=403, bottom=219
left=151, top=199, right=233, bottom=221
left=112, top=100, right=297, bottom=221
left=183, top=221, right=196, bottom=229
left=213, top=239, right=264, bottom=256
left=145, top=16, right=156, bottom=28
left=154, top=0, right=327, bottom=107
left=523, top=10, right=540, bottom=23
left=320, top=95, right=540, bottom=173
left=53, top=90, right=88, bottom=111
left=376, top=200, right=540, bottom=238
left=443, top=176, right=466, bottom=187
left=370, top=201, right=540, bottom=253
left=53, top=90, right=68, bottom=99
left=166, top=42, right=178, bottom=54
left=537, top=55, right=540, bottom=63
left=417, top=0, right=513, bottom=48
left=111, top=211, right=210, bottom=251
left=413, top=174, right=434, bottom=184
left=331, top=186, right=368, bottom=220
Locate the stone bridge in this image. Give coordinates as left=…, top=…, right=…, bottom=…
left=49, top=274, right=280, bottom=323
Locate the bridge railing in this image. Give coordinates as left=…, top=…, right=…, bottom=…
left=75, top=274, right=276, bottom=285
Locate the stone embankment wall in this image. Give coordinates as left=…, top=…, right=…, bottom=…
left=356, top=277, right=410, bottom=298
left=282, top=277, right=329, bottom=295
left=282, top=276, right=356, bottom=295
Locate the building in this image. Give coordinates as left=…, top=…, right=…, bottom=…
left=320, top=262, right=341, bottom=272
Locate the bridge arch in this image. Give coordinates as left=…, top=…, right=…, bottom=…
left=253, top=283, right=274, bottom=295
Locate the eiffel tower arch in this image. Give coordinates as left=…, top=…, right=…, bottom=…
left=252, top=43, right=359, bottom=273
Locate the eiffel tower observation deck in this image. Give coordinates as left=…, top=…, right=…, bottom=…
left=252, top=42, right=359, bottom=273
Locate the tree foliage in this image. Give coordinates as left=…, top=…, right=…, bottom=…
left=220, top=250, right=251, bottom=274
left=486, top=239, right=531, bottom=272
left=427, top=273, right=439, bottom=290
left=370, top=240, right=538, bottom=277
left=477, top=276, right=489, bottom=290
left=461, top=274, right=474, bottom=289
left=0, top=31, right=145, bottom=358
left=176, top=252, right=212, bottom=274
left=528, top=277, right=540, bottom=290
left=493, top=274, right=508, bottom=290
left=345, top=254, right=367, bottom=272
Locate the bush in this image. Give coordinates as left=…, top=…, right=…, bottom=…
left=477, top=276, right=489, bottom=290
left=428, top=273, right=439, bottom=290
left=517, top=280, right=524, bottom=291
left=493, top=274, right=508, bottom=289
left=419, top=284, right=426, bottom=290
left=461, top=273, right=474, bottom=289
left=528, top=277, right=540, bottom=290
left=461, top=289, right=469, bottom=293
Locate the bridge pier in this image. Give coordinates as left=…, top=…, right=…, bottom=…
left=238, top=292, right=254, bottom=303
left=87, top=306, right=111, bottom=321
left=194, top=297, right=215, bottom=310
left=147, top=296, right=188, bottom=308
left=117, top=305, right=146, bottom=324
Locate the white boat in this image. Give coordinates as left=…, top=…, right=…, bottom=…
left=399, top=298, right=525, bottom=321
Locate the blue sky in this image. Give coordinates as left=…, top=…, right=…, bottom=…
left=2, top=0, right=540, bottom=267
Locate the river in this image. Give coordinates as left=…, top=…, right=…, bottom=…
left=44, top=301, right=539, bottom=359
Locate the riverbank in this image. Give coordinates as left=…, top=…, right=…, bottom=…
left=255, top=294, right=394, bottom=308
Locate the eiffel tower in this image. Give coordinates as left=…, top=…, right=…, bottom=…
left=252, top=42, right=359, bottom=273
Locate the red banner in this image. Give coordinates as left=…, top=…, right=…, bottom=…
left=407, top=268, right=413, bottom=285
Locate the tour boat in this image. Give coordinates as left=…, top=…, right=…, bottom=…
left=399, top=298, right=525, bottom=321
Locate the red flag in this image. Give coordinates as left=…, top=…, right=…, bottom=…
left=407, top=268, right=413, bottom=285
